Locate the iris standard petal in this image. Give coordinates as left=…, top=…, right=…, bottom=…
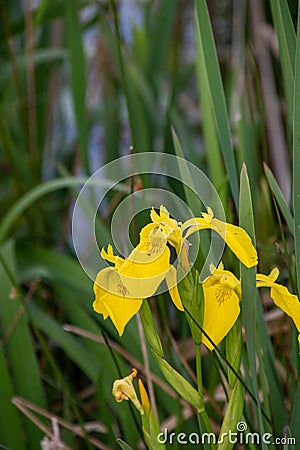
left=150, top=205, right=178, bottom=229
left=149, top=206, right=182, bottom=253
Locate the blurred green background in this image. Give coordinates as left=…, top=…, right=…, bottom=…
left=0, top=0, right=299, bottom=448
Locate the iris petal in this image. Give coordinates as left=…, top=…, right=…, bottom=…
left=202, top=281, right=240, bottom=350
left=257, top=269, right=300, bottom=351
left=165, top=266, right=184, bottom=311
left=100, top=294, right=143, bottom=336
left=93, top=268, right=142, bottom=336
left=183, top=208, right=258, bottom=268
left=119, top=245, right=171, bottom=299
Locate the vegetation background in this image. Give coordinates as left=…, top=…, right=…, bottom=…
left=0, top=0, right=299, bottom=448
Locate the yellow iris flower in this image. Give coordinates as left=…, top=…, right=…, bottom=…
left=202, top=263, right=241, bottom=350
left=93, top=234, right=183, bottom=336
left=201, top=264, right=300, bottom=351
left=93, top=205, right=258, bottom=335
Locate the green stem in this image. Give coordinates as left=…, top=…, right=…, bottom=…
left=195, top=344, right=216, bottom=450
left=195, top=343, right=203, bottom=396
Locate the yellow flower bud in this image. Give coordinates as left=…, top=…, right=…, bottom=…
left=112, top=369, right=144, bottom=415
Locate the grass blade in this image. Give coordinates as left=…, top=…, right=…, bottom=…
left=0, top=346, right=26, bottom=450
left=64, top=0, right=89, bottom=172
left=270, top=0, right=296, bottom=126
left=290, top=379, right=300, bottom=445
left=194, top=4, right=226, bottom=204
left=239, top=165, right=267, bottom=444
left=264, top=163, right=294, bottom=235
left=172, top=128, right=203, bottom=214
left=0, top=176, right=128, bottom=245
left=29, top=304, right=101, bottom=383
left=117, top=439, right=134, bottom=450
left=0, top=240, right=45, bottom=446
left=146, top=0, right=178, bottom=81
left=293, top=4, right=300, bottom=295
left=256, top=301, right=287, bottom=434
left=194, top=0, right=239, bottom=209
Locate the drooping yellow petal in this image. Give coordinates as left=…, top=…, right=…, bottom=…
left=94, top=267, right=132, bottom=297
left=257, top=269, right=300, bottom=351
left=201, top=265, right=241, bottom=350
left=269, top=284, right=300, bottom=332
left=92, top=292, right=109, bottom=319
left=211, top=219, right=257, bottom=268
left=165, top=265, right=184, bottom=311
left=183, top=208, right=258, bottom=268
left=93, top=268, right=142, bottom=335
left=101, top=293, right=143, bottom=336
left=119, top=229, right=171, bottom=298
left=202, top=280, right=241, bottom=350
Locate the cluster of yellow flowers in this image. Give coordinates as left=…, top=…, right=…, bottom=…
left=93, top=206, right=300, bottom=350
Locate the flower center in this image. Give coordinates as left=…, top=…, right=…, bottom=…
left=149, top=227, right=166, bottom=254
left=215, top=285, right=233, bottom=305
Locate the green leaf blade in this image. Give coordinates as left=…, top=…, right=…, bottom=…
left=194, top=0, right=239, bottom=209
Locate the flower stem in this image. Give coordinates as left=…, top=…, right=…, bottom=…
left=195, top=343, right=216, bottom=449
left=136, top=313, right=158, bottom=419
left=195, top=343, right=203, bottom=396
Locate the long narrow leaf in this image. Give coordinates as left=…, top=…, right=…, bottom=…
left=290, top=379, right=300, bottom=445
left=194, top=0, right=239, bottom=209
left=293, top=4, right=300, bottom=295
left=65, top=0, right=89, bottom=172
left=239, top=165, right=267, bottom=445
left=264, top=163, right=294, bottom=235
left=270, top=0, right=296, bottom=126
left=147, top=0, right=178, bottom=81
left=0, top=346, right=26, bottom=450
left=0, top=177, right=128, bottom=244
left=0, top=240, right=45, bottom=446
left=29, top=304, right=101, bottom=383
left=194, top=4, right=226, bottom=204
